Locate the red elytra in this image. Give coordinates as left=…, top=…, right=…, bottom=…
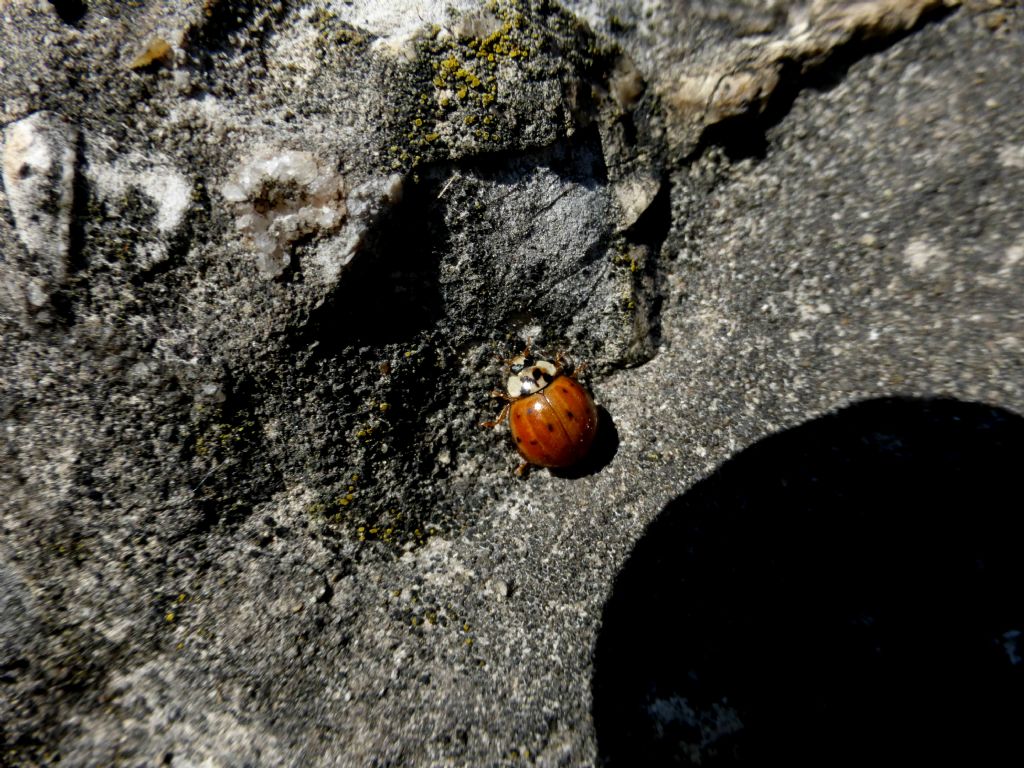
left=510, top=374, right=598, bottom=468
left=484, top=352, right=599, bottom=474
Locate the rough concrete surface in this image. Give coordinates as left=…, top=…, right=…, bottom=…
left=1, top=0, right=1022, bottom=765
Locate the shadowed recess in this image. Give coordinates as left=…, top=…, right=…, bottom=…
left=48, top=0, right=86, bottom=25
left=592, top=398, right=1024, bottom=766
left=690, top=3, right=957, bottom=161
left=300, top=178, right=445, bottom=350
left=191, top=0, right=287, bottom=61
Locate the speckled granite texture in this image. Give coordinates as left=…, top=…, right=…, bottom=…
left=1, top=1, right=1021, bottom=765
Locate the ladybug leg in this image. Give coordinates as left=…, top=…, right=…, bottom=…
left=514, top=460, right=530, bottom=477
left=481, top=400, right=511, bottom=429
left=554, top=350, right=586, bottom=378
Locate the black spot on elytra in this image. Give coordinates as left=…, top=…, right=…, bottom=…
left=566, top=411, right=575, bottom=420
left=547, top=423, right=555, bottom=431
left=529, top=440, right=538, bottom=446
left=560, top=387, right=569, bottom=393
left=516, top=436, right=522, bottom=443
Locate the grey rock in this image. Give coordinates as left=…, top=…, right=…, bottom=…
left=1, top=0, right=1022, bottom=766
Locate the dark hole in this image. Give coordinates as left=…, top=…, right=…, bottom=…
left=17, top=164, right=32, bottom=179
left=295, top=179, right=443, bottom=350
left=48, top=0, right=86, bottom=24
left=592, top=398, right=1024, bottom=766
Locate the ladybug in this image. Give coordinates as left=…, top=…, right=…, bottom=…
left=483, top=348, right=599, bottom=475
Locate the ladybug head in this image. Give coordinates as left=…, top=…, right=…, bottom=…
left=508, top=353, right=535, bottom=374
left=505, top=356, right=558, bottom=398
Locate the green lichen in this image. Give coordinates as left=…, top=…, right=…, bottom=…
left=51, top=536, right=93, bottom=565
left=193, top=420, right=253, bottom=458
left=610, top=238, right=651, bottom=322
left=383, top=586, right=482, bottom=655
left=309, top=6, right=367, bottom=46
left=312, top=488, right=442, bottom=551
left=382, top=0, right=615, bottom=172
left=185, top=400, right=271, bottom=522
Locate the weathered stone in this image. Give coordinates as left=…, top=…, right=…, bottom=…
left=0, top=0, right=1022, bottom=765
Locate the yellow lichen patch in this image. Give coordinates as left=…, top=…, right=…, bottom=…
left=391, top=0, right=562, bottom=167
left=193, top=420, right=252, bottom=458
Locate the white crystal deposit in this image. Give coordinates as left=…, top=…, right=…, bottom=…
left=1, top=111, right=76, bottom=309
left=222, top=150, right=347, bottom=278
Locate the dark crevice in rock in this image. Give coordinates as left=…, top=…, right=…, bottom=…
left=34, top=128, right=88, bottom=331
left=688, top=3, right=959, bottom=162
left=189, top=0, right=289, bottom=66
left=300, top=180, right=445, bottom=351
left=47, top=0, right=86, bottom=25
left=623, top=173, right=670, bottom=248
left=449, top=123, right=611, bottom=192
left=621, top=173, right=671, bottom=360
